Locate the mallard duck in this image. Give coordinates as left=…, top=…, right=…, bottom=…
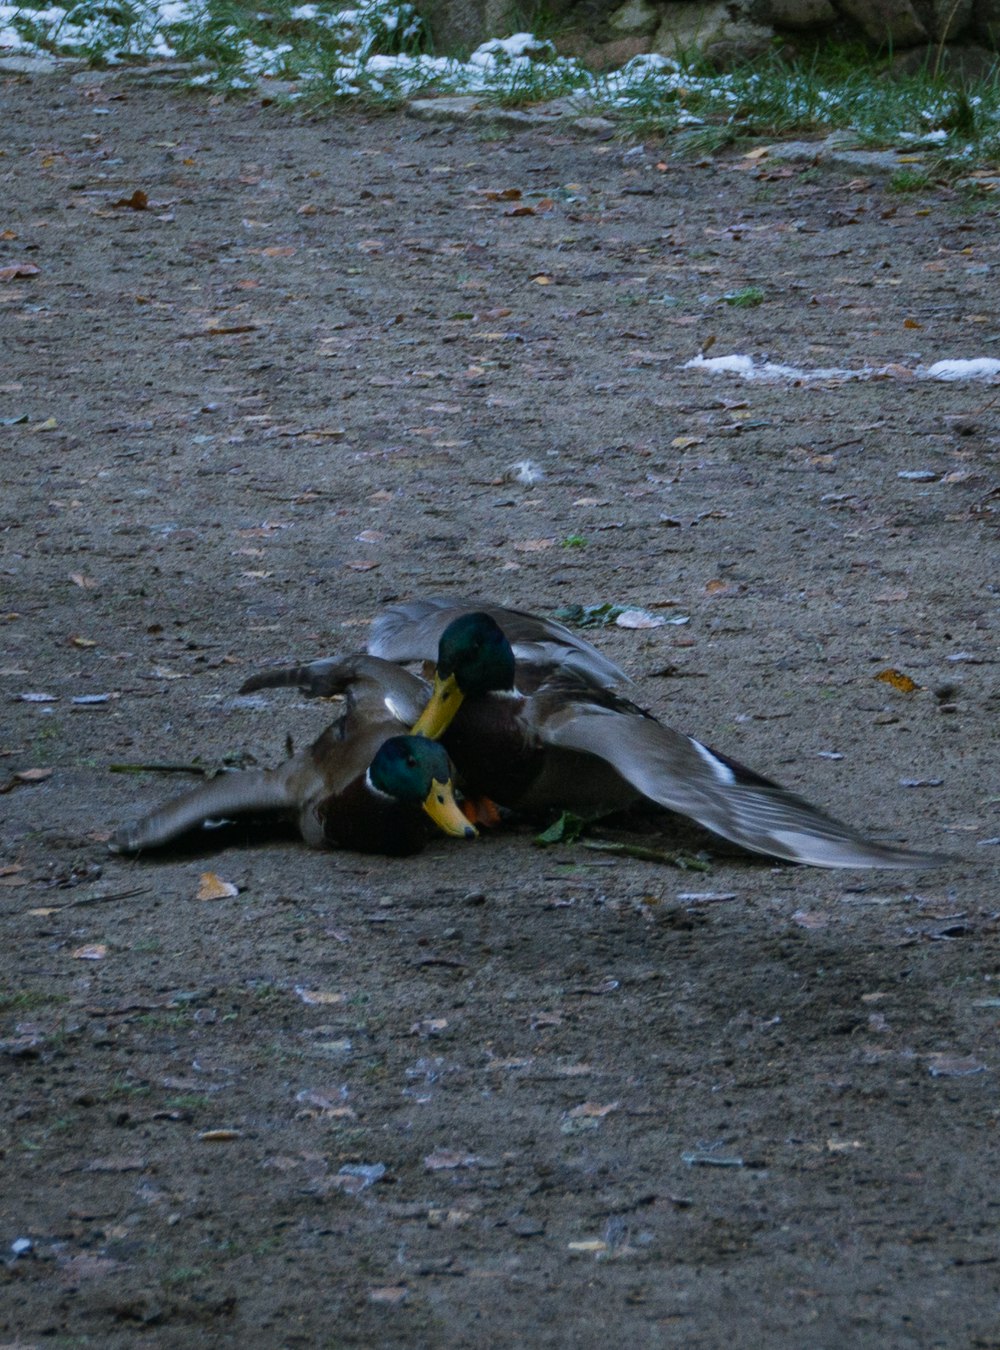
left=369, top=595, right=630, bottom=691
left=112, top=656, right=475, bottom=858
left=387, top=601, right=947, bottom=870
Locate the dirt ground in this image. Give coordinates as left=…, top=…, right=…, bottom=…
left=1, top=67, right=999, bottom=1347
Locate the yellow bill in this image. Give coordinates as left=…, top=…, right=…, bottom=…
left=411, top=671, right=464, bottom=740
left=422, top=776, right=477, bottom=839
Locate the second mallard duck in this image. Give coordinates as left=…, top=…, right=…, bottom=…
left=113, top=655, right=475, bottom=857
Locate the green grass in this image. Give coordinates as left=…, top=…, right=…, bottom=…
left=4, top=2, right=999, bottom=168
left=889, top=167, right=934, bottom=191
left=723, top=286, right=765, bottom=308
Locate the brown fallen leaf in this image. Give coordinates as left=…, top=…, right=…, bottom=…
left=926, top=1053, right=986, bottom=1078
left=196, top=872, right=239, bottom=900
left=513, top=538, right=556, bottom=552
left=295, top=987, right=345, bottom=1006
left=424, top=1149, right=479, bottom=1170
left=566, top=1101, right=619, bottom=1119
left=198, top=1129, right=244, bottom=1141
left=0, top=262, right=41, bottom=282
left=16, top=768, right=53, bottom=783
left=875, top=667, right=920, bottom=693
left=369, top=1285, right=408, bottom=1305
left=113, top=189, right=148, bottom=210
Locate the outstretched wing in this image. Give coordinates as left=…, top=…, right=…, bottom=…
left=369, top=596, right=630, bottom=690
left=540, top=701, right=947, bottom=869
left=111, top=764, right=300, bottom=853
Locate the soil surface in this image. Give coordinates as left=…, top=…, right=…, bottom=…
left=1, top=69, right=999, bottom=1348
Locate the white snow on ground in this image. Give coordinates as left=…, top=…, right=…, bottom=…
left=686, top=353, right=1000, bottom=384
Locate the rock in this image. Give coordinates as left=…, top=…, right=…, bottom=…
left=927, top=0, right=974, bottom=38
left=555, top=31, right=654, bottom=69
left=608, top=0, right=662, bottom=36
left=651, top=2, right=774, bottom=64
left=419, top=0, right=518, bottom=54
left=571, top=114, right=619, bottom=133
left=890, top=39, right=999, bottom=76
left=970, top=0, right=1000, bottom=44
left=836, top=0, right=928, bottom=46
left=758, top=0, right=839, bottom=29
left=651, top=0, right=734, bottom=53
left=405, top=95, right=577, bottom=129
left=0, top=53, right=71, bottom=74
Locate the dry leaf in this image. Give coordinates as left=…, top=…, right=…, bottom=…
left=346, top=560, right=379, bottom=571
left=196, top=872, right=239, bottom=900
left=198, top=1129, right=243, bottom=1141
left=567, top=1101, right=619, bottom=1119
left=531, top=274, right=554, bottom=285
left=424, top=1149, right=479, bottom=1170
left=69, top=573, right=97, bottom=589
left=513, top=538, right=556, bottom=552
left=72, top=944, right=108, bottom=960
left=875, top=668, right=920, bottom=693
left=615, top=608, right=666, bottom=630
left=926, top=1054, right=986, bottom=1078
left=0, top=262, right=41, bottom=282
left=295, top=987, right=345, bottom=1006
left=113, top=189, right=148, bottom=210
left=369, top=1285, right=408, bottom=1305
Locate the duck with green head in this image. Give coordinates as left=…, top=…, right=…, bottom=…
left=112, top=655, right=475, bottom=858
left=398, top=606, right=947, bottom=871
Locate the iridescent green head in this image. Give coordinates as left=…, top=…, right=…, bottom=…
left=411, top=613, right=516, bottom=739
left=368, top=736, right=475, bottom=839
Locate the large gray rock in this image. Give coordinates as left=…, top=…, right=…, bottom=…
left=758, top=0, right=839, bottom=28
left=420, top=0, right=519, bottom=53
left=652, top=2, right=774, bottom=62
left=970, top=0, right=1000, bottom=41
left=835, top=0, right=928, bottom=44
left=608, top=0, right=663, bottom=34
